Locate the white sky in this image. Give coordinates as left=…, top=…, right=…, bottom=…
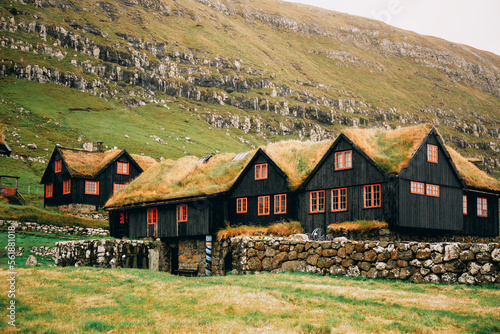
left=284, top=0, right=500, bottom=55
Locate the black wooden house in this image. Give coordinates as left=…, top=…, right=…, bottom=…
left=40, top=145, right=155, bottom=212
left=229, top=149, right=293, bottom=225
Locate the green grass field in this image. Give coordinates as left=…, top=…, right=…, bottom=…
left=0, top=268, right=498, bottom=333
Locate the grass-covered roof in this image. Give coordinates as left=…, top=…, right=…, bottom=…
left=344, top=124, right=433, bottom=173
left=344, top=124, right=500, bottom=191
left=265, top=140, right=333, bottom=190
left=105, top=152, right=254, bottom=208
left=59, top=148, right=157, bottom=177
left=106, top=124, right=499, bottom=208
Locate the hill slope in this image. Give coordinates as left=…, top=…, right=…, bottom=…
left=0, top=0, right=499, bottom=191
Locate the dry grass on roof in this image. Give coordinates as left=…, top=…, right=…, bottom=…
left=446, top=146, right=500, bottom=192
left=264, top=139, right=333, bottom=190
left=344, top=124, right=433, bottom=173
left=106, top=152, right=255, bottom=207
left=60, top=148, right=121, bottom=177
left=131, top=154, right=157, bottom=171
left=0, top=125, right=6, bottom=145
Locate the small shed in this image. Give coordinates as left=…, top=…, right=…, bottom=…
left=0, top=175, right=25, bottom=205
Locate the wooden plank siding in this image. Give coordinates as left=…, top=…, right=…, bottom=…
left=114, top=197, right=226, bottom=239
left=396, top=131, right=464, bottom=232
left=229, top=149, right=292, bottom=226
left=42, top=149, right=142, bottom=208
left=463, top=191, right=499, bottom=237
left=297, top=135, right=389, bottom=232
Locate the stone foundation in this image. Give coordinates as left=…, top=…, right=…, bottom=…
left=230, top=236, right=500, bottom=285
left=54, top=239, right=159, bottom=268
left=58, top=203, right=104, bottom=214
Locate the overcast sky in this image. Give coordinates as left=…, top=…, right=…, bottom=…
left=284, top=0, right=500, bottom=55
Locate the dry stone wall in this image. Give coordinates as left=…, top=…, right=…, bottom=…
left=230, top=236, right=500, bottom=285
left=0, top=220, right=109, bottom=237
left=54, top=239, right=158, bottom=269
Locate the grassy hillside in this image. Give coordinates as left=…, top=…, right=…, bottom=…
left=0, top=0, right=499, bottom=204
left=0, top=268, right=498, bottom=333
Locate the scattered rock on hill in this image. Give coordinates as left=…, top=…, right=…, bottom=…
left=26, top=255, right=37, bottom=266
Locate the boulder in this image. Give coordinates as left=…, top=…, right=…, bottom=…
left=26, top=255, right=37, bottom=266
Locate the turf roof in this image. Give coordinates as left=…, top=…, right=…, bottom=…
left=59, top=148, right=157, bottom=177
left=105, top=152, right=255, bottom=208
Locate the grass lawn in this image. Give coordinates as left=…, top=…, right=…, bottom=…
left=0, top=267, right=498, bottom=333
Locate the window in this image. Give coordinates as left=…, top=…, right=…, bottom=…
left=258, top=196, right=270, bottom=216
left=363, top=184, right=381, bottom=208
left=331, top=188, right=347, bottom=212
left=334, top=150, right=352, bottom=170
left=55, top=159, right=62, bottom=173
left=274, top=194, right=287, bottom=214
left=147, top=208, right=158, bottom=225
left=310, top=190, right=325, bottom=213
left=85, top=180, right=99, bottom=195
left=410, top=181, right=425, bottom=195
left=176, top=205, right=188, bottom=222
left=45, top=184, right=53, bottom=198
left=477, top=198, right=488, bottom=217
left=236, top=198, right=247, bottom=214
left=463, top=195, right=468, bottom=215
left=119, top=212, right=127, bottom=224
left=63, top=180, right=71, bottom=195
left=427, top=144, right=438, bottom=163
left=114, top=183, right=126, bottom=194
left=255, top=163, right=268, bottom=180
left=117, top=162, right=129, bottom=175
left=426, top=184, right=440, bottom=197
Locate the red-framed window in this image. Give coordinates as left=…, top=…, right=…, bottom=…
left=334, top=150, right=352, bottom=170
left=85, top=180, right=99, bottom=195
left=55, top=159, right=62, bottom=173
left=236, top=198, right=247, bottom=214
left=331, top=188, right=347, bottom=212
left=427, top=144, right=438, bottom=163
left=114, top=183, right=126, bottom=194
left=147, top=208, right=158, bottom=225
left=63, top=180, right=71, bottom=195
left=255, top=163, right=268, bottom=180
left=117, top=162, right=129, bottom=175
left=274, top=194, right=287, bottom=214
left=410, top=181, right=425, bottom=195
left=463, top=195, right=468, bottom=215
left=477, top=198, right=488, bottom=217
left=177, top=204, right=188, bottom=222
left=310, top=190, right=325, bottom=213
left=426, top=184, right=440, bottom=197
left=45, top=184, right=53, bottom=198
left=258, top=196, right=270, bottom=216
left=363, top=184, right=381, bottom=208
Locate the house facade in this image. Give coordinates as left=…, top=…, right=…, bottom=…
left=229, top=149, right=293, bottom=225
left=296, top=134, right=392, bottom=233
left=41, top=145, right=153, bottom=212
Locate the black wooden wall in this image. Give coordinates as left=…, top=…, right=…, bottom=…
left=463, top=191, right=499, bottom=237
left=297, top=137, right=388, bottom=233
left=397, top=133, right=463, bottom=232
left=43, top=151, right=142, bottom=208
left=230, top=151, right=291, bottom=225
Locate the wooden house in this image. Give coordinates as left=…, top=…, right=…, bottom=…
left=296, top=133, right=391, bottom=233
left=40, top=144, right=156, bottom=212
left=105, top=153, right=255, bottom=239
left=228, top=149, right=293, bottom=225
left=0, top=134, right=12, bottom=157
left=297, top=125, right=499, bottom=237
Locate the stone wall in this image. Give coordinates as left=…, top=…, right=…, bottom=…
left=229, top=236, right=500, bottom=285
left=54, top=239, right=160, bottom=268
left=0, top=220, right=109, bottom=237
